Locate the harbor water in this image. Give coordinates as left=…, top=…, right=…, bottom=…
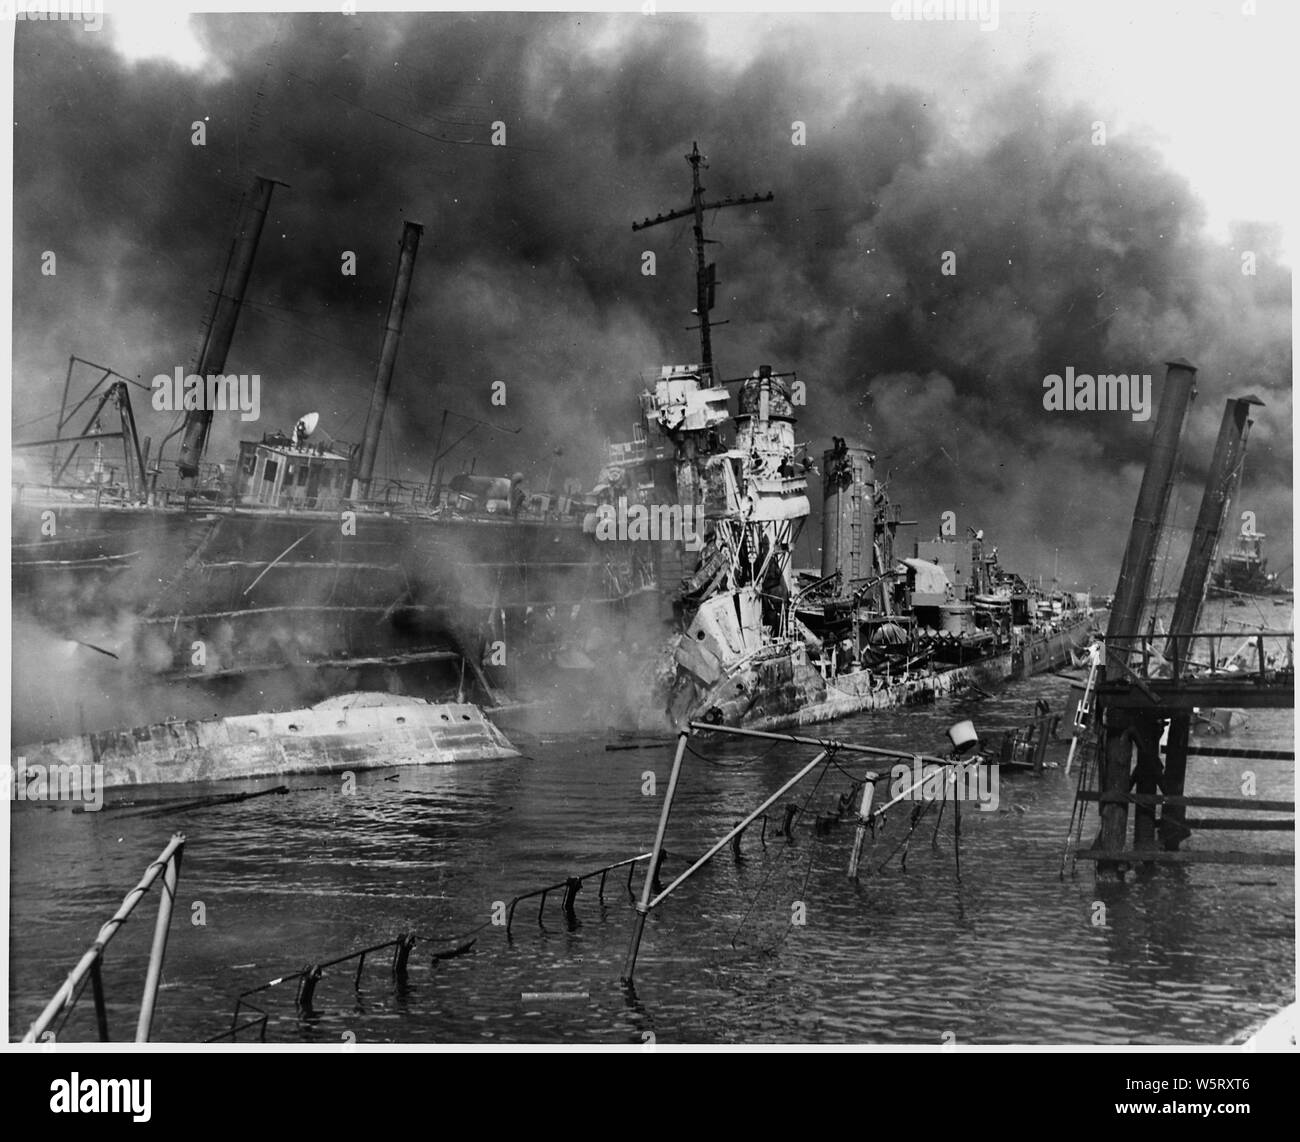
left=8, top=607, right=1294, bottom=1045
left=7, top=681, right=1289, bottom=1045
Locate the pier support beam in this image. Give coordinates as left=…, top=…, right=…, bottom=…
left=1166, top=395, right=1262, bottom=654
left=1104, top=359, right=1197, bottom=674
left=1095, top=359, right=1197, bottom=878
left=1160, top=713, right=1193, bottom=850
left=1098, top=714, right=1135, bottom=875
left=1131, top=716, right=1163, bottom=855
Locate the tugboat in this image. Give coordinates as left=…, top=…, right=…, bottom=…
left=1209, top=529, right=1289, bottom=599
left=1206, top=434, right=1289, bottom=600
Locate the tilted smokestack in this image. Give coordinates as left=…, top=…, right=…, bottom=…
left=351, top=219, right=424, bottom=500
left=177, top=175, right=283, bottom=478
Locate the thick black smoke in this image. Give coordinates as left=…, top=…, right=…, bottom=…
left=13, top=12, right=1292, bottom=592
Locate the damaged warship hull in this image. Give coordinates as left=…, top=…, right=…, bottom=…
left=15, top=694, right=519, bottom=790
left=681, top=623, right=1091, bottom=732
left=605, top=145, right=1095, bottom=735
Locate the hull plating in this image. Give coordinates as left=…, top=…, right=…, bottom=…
left=689, top=616, right=1094, bottom=732
left=12, top=694, right=520, bottom=789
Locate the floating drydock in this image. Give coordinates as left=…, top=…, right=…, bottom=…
left=13, top=693, right=519, bottom=790
left=12, top=175, right=652, bottom=744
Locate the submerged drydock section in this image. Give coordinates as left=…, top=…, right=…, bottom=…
left=16, top=694, right=519, bottom=789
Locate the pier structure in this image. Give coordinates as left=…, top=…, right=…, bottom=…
left=1067, top=362, right=1293, bottom=877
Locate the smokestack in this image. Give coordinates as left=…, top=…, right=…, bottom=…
left=1103, top=358, right=1197, bottom=674
left=1164, top=394, right=1263, bottom=657
left=177, top=175, right=283, bottom=478
left=351, top=219, right=424, bottom=501
left=821, top=441, right=875, bottom=589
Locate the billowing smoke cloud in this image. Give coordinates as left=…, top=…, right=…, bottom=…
left=13, top=12, right=1291, bottom=599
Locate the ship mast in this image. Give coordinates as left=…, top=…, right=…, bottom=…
left=178, top=175, right=284, bottom=479
left=632, top=142, right=772, bottom=386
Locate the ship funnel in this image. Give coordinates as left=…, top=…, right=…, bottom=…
left=178, top=175, right=284, bottom=478
left=821, top=439, right=876, bottom=587
left=351, top=219, right=424, bottom=500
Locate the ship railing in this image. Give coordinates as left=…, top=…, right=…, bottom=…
left=12, top=461, right=230, bottom=509
left=355, top=479, right=588, bottom=524
left=212, top=852, right=674, bottom=1039
left=21, top=834, right=185, bottom=1044
left=150, top=459, right=226, bottom=492
left=12, top=477, right=133, bottom=508
left=218, top=934, right=422, bottom=1040
left=1105, top=630, right=1294, bottom=682
left=12, top=454, right=218, bottom=507
left=504, top=851, right=664, bottom=935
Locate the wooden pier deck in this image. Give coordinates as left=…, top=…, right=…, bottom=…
left=1074, top=635, right=1293, bottom=875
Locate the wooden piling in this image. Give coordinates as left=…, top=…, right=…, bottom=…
left=1131, top=717, right=1164, bottom=855
left=1098, top=715, right=1134, bottom=877
left=1160, top=713, right=1192, bottom=850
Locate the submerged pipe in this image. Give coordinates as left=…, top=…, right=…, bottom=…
left=1165, top=395, right=1263, bottom=659
left=352, top=220, right=424, bottom=500
left=23, top=834, right=186, bottom=1043
left=1103, top=358, right=1198, bottom=674
left=622, top=731, right=689, bottom=984
left=135, top=841, right=183, bottom=1042
left=178, top=176, right=282, bottom=477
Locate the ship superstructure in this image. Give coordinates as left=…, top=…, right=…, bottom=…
left=601, top=144, right=1094, bottom=732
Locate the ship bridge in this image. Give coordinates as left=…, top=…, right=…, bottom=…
left=236, top=433, right=352, bottom=510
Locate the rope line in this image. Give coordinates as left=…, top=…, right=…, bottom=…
left=729, top=751, right=835, bottom=953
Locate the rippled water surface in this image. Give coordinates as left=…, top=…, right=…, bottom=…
left=9, top=628, right=1295, bottom=1045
